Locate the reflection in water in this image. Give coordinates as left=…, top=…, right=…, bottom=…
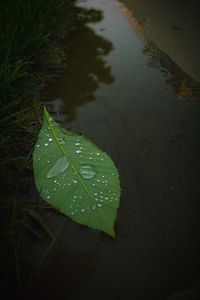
left=43, top=18, right=114, bottom=122
left=143, top=41, right=200, bottom=101
left=118, top=1, right=144, bottom=37
left=44, top=97, right=67, bottom=123
left=31, top=1, right=200, bottom=299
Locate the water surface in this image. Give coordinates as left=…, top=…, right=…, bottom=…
left=31, top=1, right=200, bottom=299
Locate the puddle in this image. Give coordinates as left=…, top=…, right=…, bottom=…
left=30, top=0, right=200, bottom=299
left=43, top=11, right=114, bottom=123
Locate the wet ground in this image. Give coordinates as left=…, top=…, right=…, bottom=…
left=121, top=0, right=200, bottom=83
left=28, top=0, right=200, bottom=299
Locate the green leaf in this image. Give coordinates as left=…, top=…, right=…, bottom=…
left=33, top=107, right=121, bottom=237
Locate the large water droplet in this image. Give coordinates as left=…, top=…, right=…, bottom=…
left=46, top=156, right=69, bottom=179
left=79, top=165, right=96, bottom=179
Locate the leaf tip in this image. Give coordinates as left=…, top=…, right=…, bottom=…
left=105, top=224, right=115, bottom=238
left=110, top=232, right=115, bottom=239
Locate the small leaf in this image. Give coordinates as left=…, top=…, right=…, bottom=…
left=33, top=107, right=121, bottom=237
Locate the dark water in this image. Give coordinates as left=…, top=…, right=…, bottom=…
left=29, top=0, right=200, bottom=299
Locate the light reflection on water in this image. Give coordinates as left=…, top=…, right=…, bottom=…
left=43, top=14, right=114, bottom=123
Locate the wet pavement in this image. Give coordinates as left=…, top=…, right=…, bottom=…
left=121, top=0, right=200, bottom=83
left=29, top=1, right=200, bottom=299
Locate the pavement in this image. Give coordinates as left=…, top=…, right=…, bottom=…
left=121, top=0, right=200, bottom=83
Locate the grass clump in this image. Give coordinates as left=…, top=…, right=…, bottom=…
left=0, top=0, right=76, bottom=294
left=0, top=0, right=75, bottom=100
left=0, top=1, right=104, bottom=295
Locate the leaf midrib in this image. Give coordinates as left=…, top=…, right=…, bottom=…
left=44, top=108, right=95, bottom=204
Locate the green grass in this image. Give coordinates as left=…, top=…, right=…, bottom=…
left=0, top=1, right=104, bottom=294
left=0, top=0, right=76, bottom=293
left=0, top=0, right=75, bottom=100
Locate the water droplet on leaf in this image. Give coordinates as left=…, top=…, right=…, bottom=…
left=79, top=165, right=96, bottom=179
left=46, top=156, right=69, bottom=179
